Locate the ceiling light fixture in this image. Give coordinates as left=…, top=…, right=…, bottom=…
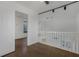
left=39, top=1, right=78, bottom=15
left=44, top=1, right=49, bottom=4
left=64, top=6, right=66, bottom=10
left=52, top=9, right=55, bottom=12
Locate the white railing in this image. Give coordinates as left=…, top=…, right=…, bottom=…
left=39, top=31, right=79, bottom=54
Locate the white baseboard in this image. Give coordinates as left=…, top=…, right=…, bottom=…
left=39, top=41, right=79, bottom=55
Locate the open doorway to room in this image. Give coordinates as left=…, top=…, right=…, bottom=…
left=15, top=11, right=28, bottom=40
left=15, top=11, right=28, bottom=56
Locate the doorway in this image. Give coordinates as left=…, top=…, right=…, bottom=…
left=15, top=11, right=28, bottom=56
left=15, top=11, right=28, bottom=39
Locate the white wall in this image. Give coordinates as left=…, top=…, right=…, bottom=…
left=38, top=2, right=79, bottom=54
left=0, top=2, right=15, bottom=56
left=0, top=2, right=39, bottom=56
left=15, top=13, right=27, bottom=39
left=27, top=13, right=39, bottom=45
left=39, top=3, right=79, bottom=32
left=76, top=11, right=79, bottom=53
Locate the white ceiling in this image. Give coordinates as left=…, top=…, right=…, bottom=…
left=15, top=11, right=28, bottom=19
left=16, top=1, right=72, bottom=13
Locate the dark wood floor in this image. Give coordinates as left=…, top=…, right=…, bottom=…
left=3, top=38, right=79, bottom=57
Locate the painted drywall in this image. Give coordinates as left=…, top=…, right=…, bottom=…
left=76, top=12, right=79, bottom=53
left=38, top=2, right=79, bottom=54
left=39, top=4, right=79, bottom=32
left=15, top=12, right=27, bottom=39
left=0, top=1, right=39, bottom=56
left=0, top=2, right=15, bottom=56
left=27, top=12, right=39, bottom=45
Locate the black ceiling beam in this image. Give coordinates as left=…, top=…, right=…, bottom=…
left=38, top=1, right=79, bottom=15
